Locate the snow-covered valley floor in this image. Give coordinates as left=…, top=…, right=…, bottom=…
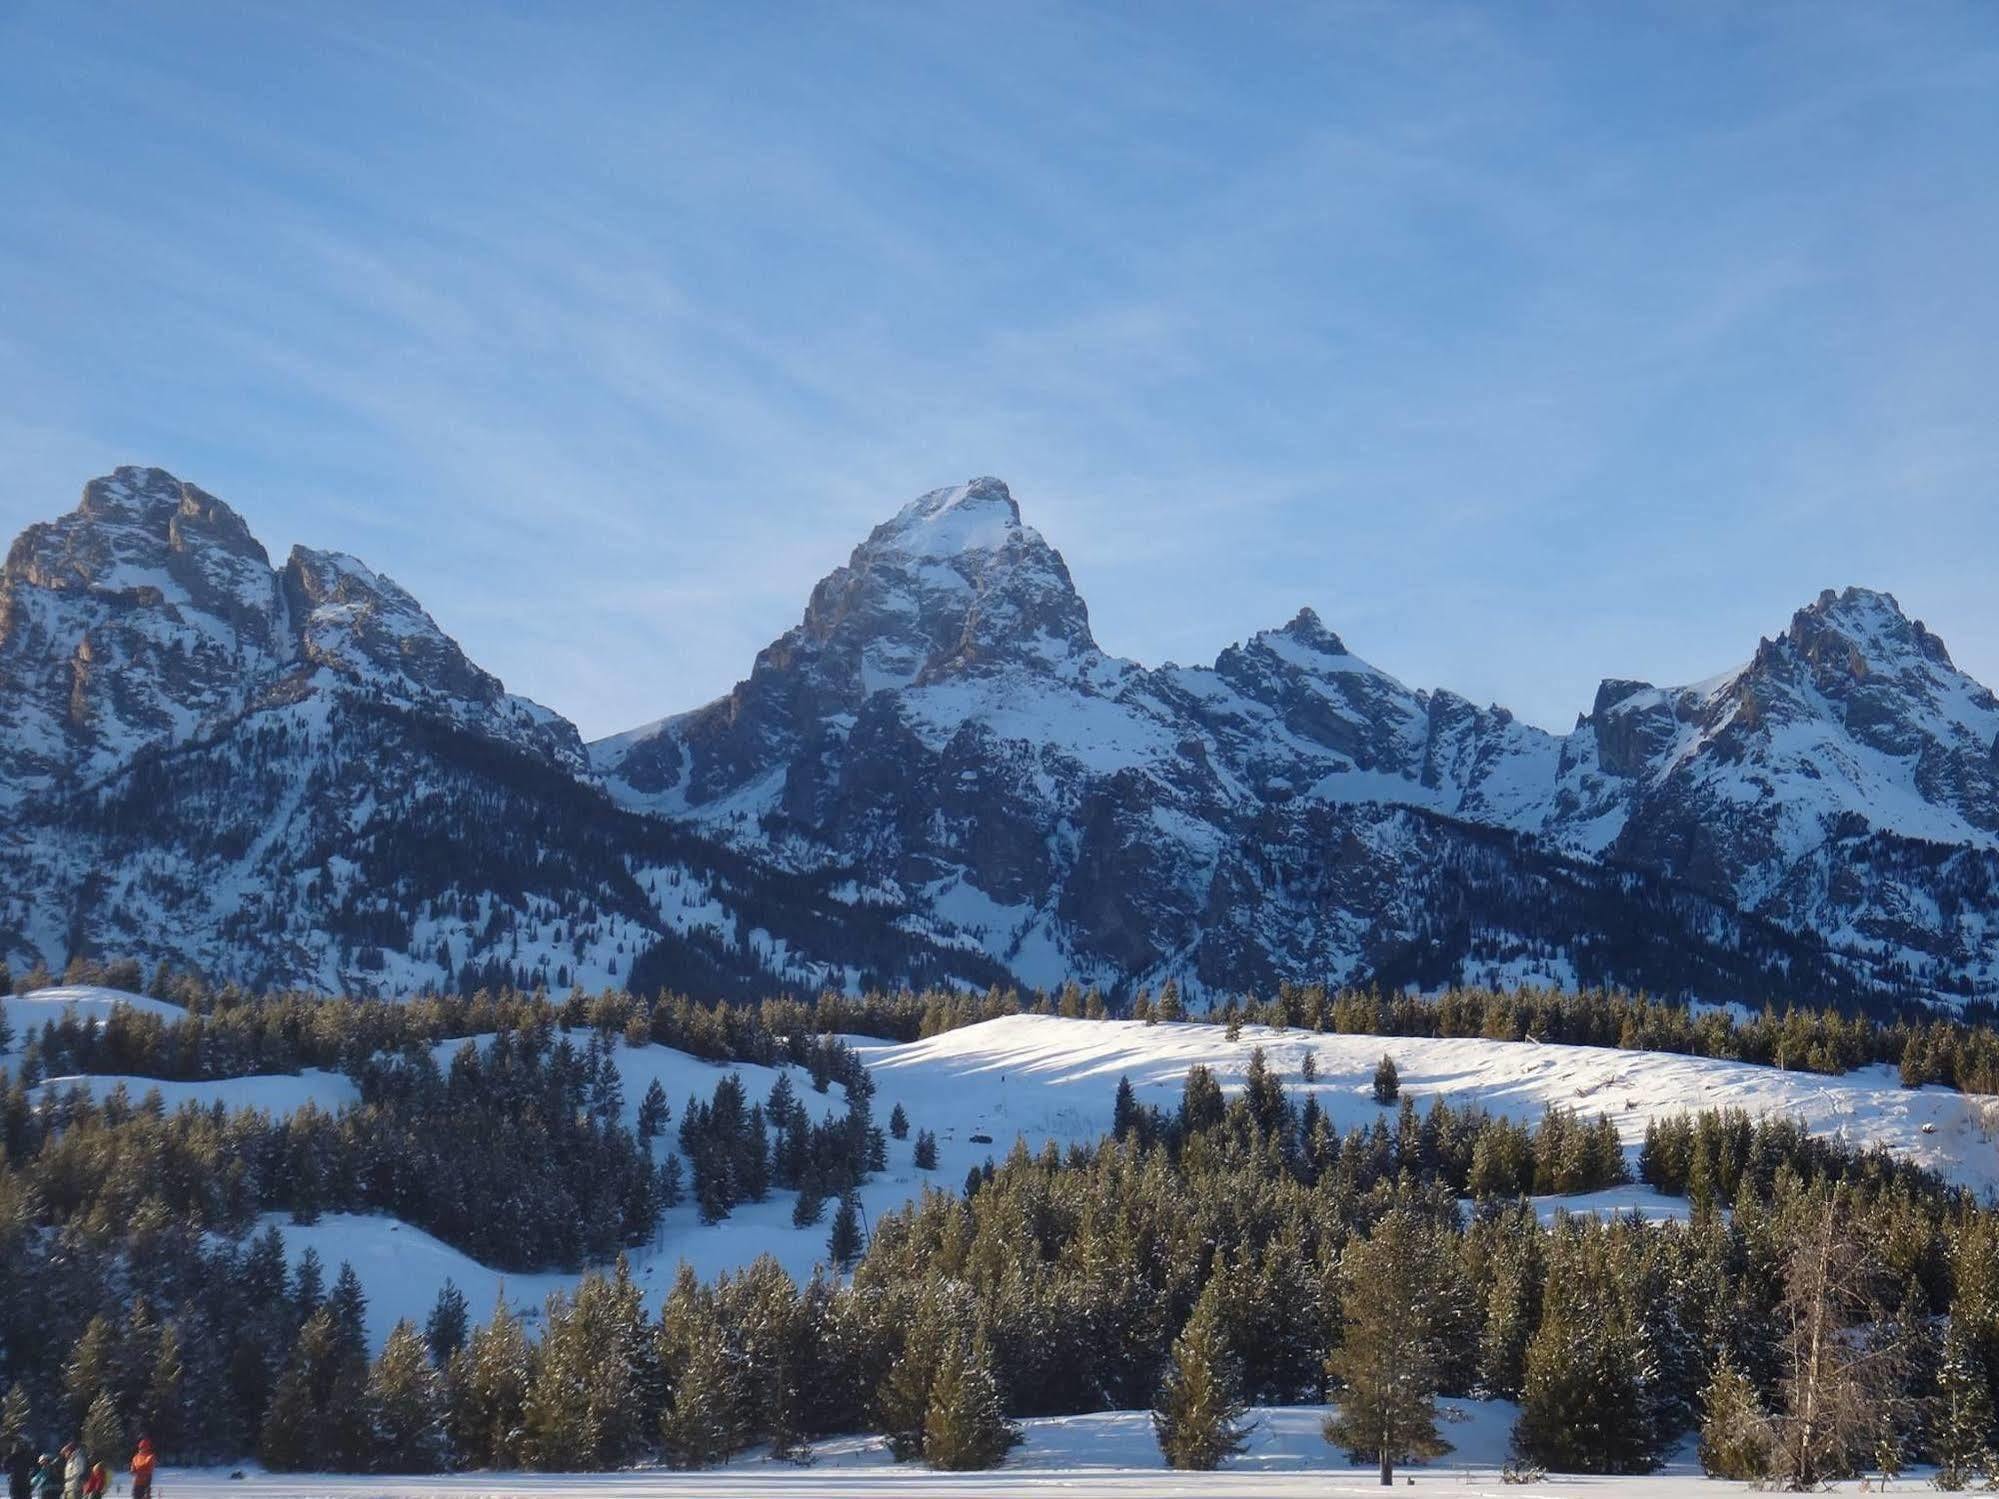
left=159, top=1399, right=1926, bottom=1498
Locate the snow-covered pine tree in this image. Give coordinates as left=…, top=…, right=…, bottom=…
left=140, top=1318, right=186, bottom=1457
left=1511, top=1229, right=1662, bottom=1475
left=1371, top=1055, right=1399, bottom=1105
left=1933, top=1316, right=1997, bottom=1490
left=828, top=1193, right=863, bottom=1269
left=0, top=1382, right=31, bottom=1453
left=1696, top=1354, right=1773, bottom=1479
left=425, top=1281, right=469, bottom=1364
left=922, top=1332, right=1017, bottom=1470
left=658, top=1310, right=742, bottom=1468
left=80, top=1389, right=123, bottom=1470
left=446, top=1296, right=530, bottom=1468
left=368, top=1321, right=447, bottom=1473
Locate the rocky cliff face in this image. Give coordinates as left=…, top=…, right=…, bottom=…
left=0, top=466, right=585, bottom=804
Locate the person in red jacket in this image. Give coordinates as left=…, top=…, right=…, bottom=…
left=78, top=1466, right=103, bottom=1499
left=128, top=1440, right=155, bottom=1499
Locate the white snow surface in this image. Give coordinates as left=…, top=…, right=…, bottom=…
left=3, top=984, right=187, bottom=1041
left=163, top=1397, right=1921, bottom=1494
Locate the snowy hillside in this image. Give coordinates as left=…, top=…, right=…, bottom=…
left=15, top=992, right=1993, bottom=1359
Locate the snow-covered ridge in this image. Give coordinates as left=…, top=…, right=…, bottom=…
left=591, top=480, right=1999, bottom=1008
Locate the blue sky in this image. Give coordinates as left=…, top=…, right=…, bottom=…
left=3, top=3, right=1996, bottom=739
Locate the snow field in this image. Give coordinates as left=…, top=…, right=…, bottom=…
left=854, top=1014, right=1999, bottom=1198
left=157, top=1396, right=1923, bottom=1497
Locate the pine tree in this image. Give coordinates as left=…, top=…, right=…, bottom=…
left=913, top=1130, right=938, bottom=1170
left=1112, top=1076, right=1138, bottom=1140
left=369, top=1321, right=447, bottom=1473
left=329, top=1263, right=369, bottom=1359
left=636, top=1079, right=671, bottom=1144
left=142, top=1320, right=186, bottom=1458
left=259, top=1357, right=317, bottom=1471
left=292, top=1247, right=325, bottom=1319
left=63, top=1315, right=117, bottom=1425
left=1324, top=1208, right=1448, bottom=1484
left=922, top=1332, right=1017, bottom=1471
left=1696, top=1354, right=1773, bottom=1480
left=889, top=1103, right=909, bottom=1140
left=447, top=1296, right=530, bottom=1468
left=828, top=1193, right=863, bottom=1269
left=1372, top=1055, right=1400, bottom=1105
left=1933, top=1316, right=1997, bottom=1490
left=1, top=1383, right=32, bottom=1454
left=80, top=1390, right=123, bottom=1469
left=1152, top=1277, right=1252, bottom=1470
left=1511, top=1231, right=1661, bottom=1475
left=657, top=1307, right=742, bottom=1469
left=426, top=1281, right=470, bottom=1364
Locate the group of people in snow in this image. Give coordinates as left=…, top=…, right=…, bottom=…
left=4, top=1437, right=153, bottom=1499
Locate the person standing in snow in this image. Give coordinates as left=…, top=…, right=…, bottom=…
left=129, top=1439, right=154, bottom=1499
left=78, top=1465, right=102, bottom=1499
left=58, top=1445, right=82, bottom=1499
left=30, top=1455, right=59, bottom=1499
left=7, top=1442, right=32, bottom=1499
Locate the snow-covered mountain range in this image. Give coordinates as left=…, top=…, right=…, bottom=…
left=4, top=467, right=1995, bottom=1007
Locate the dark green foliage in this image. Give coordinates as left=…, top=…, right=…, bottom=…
left=1153, top=1278, right=1251, bottom=1470
left=368, top=1321, right=447, bottom=1473
left=1372, top=1054, right=1399, bottom=1105
left=828, top=1192, right=864, bottom=1269
left=922, top=1332, right=1018, bottom=1470
left=1323, top=1209, right=1449, bottom=1482
left=425, top=1282, right=469, bottom=1365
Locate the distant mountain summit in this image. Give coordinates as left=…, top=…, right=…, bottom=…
left=2, top=468, right=1994, bottom=1007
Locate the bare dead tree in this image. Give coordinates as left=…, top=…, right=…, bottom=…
left=1766, top=1189, right=1906, bottom=1491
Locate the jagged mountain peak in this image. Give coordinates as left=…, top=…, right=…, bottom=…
left=869, top=476, right=1023, bottom=557
left=0, top=467, right=586, bottom=805
left=800, top=476, right=1097, bottom=676
left=1273, top=605, right=1349, bottom=657
left=1781, top=584, right=1955, bottom=674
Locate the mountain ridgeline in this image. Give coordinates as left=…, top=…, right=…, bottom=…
left=2, top=467, right=1995, bottom=1011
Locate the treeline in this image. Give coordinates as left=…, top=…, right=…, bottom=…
left=2, top=974, right=957, bottom=1088
left=1134, top=978, right=1999, bottom=1095
left=11, top=956, right=1999, bottom=1098
left=5, top=1025, right=880, bottom=1272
